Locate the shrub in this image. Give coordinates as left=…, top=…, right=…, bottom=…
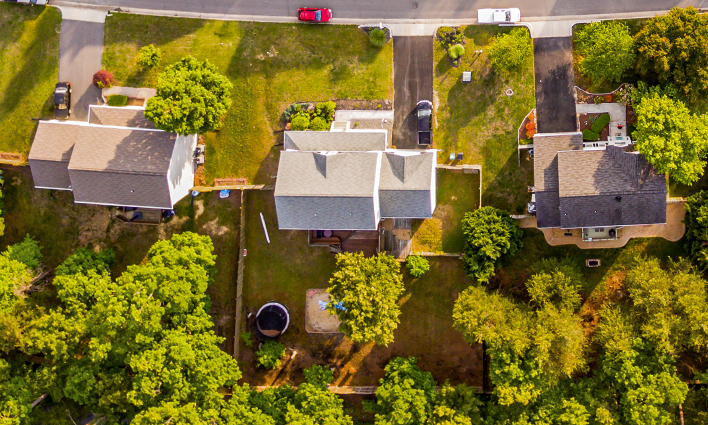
left=448, top=44, right=465, bottom=60
left=92, top=69, right=114, bottom=89
left=590, top=113, right=611, bottom=133
left=290, top=113, right=310, bottom=131
left=239, top=331, right=253, bottom=348
left=3, top=235, right=42, bottom=270
left=582, top=129, right=600, bottom=141
left=256, top=341, right=286, bottom=369
left=137, top=44, right=161, bottom=69
left=303, top=364, right=334, bottom=387
left=311, top=116, right=329, bottom=131
left=437, top=26, right=465, bottom=49
left=406, top=255, right=430, bottom=278
left=316, top=100, right=336, bottom=120
left=488, top=27, right=533, bottom=70
left=369, top=28, right=387, bottom=47
left=283, top=103, right=307, bottom=121
left=106, top=94, right=128, bottom=107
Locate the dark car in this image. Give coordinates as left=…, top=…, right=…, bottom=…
left=53, top=82, right=71, bottom=120
left=297, top=7, right=332, bottom=22
left=417, top=100, right=432, bottom=145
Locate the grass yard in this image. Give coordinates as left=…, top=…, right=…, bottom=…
left=0, top=4, right=60, bottom=156
left=103, top=14, right=393, bottom=185
left=433, top=26, right=535, bottom=214
left=240, top=190, right=482, bottom=387
left=412, top=168, right=481, bottom=253
left=0, top=165, right=241, bottom=352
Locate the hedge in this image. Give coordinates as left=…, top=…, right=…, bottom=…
left=582, top=129, right=600, bottom=141
left=590, top=113, right=611, bottom=133
left=106, top=94, right=128, bottom=107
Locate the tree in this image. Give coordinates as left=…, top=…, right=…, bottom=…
left=145, top=56, right=233, bottom=135
left=0, top=359, right=35, bottom=425
left=488, top=27, right=533, bottom=71
left=575, top=21, right=635, bottom=85
left=526, top=258, right=583, bottom=311
left=405, top=255, right=430, bottom=278
left=257, top=341, right=287, bottom=369
left=3, top=235, right=42, bottom=270
left=460, top=206, right=523, bottom=282
left=137, top=44, right=161, bottom=69
left=634, top=94, right=708, bottom=185
left=635, top=7, right=708, bottom=104
left=26, top=232, right=240, bottom=422
left=684, top=190, right=708, bottom=266
left=327, top=253, right=405, bottom=346
left=92, top=69, right=113, bottom=88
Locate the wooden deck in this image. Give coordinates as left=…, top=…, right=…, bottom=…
left=309, top=229, right=381, bottom=257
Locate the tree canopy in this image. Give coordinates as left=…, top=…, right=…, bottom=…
left=461, top=206, right=523, bottom=282
left=327, top=252, right=405, bottom=346
left=633, top=93, right=708, bottom=185
left=684, top=190, right=708, bottom=268
left=487, top=27, right=533, bottom=71
left=635, top=7, right=708, bottom=105
left=575, top=21, right=635, bottom=85
left=145, top=56, right=233, bottom=135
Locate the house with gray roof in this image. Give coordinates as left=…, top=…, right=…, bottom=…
left=275, top=130, right=436, bottom=231
left=532, top=132, right=666, bottom=238
left=28, top=105, right=197, bottom=209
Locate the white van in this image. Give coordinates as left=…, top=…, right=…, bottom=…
left=17, top=0, right=48, bottom=5
left=477, top=8, right=521, bottom=23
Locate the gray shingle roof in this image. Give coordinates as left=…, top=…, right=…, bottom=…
left=559, top=193, right=666, bottom=228
left=88, top=106, right=155, bottom=129
left=284, top=131, right=387, bottom=151
left=379, top=151, right=435, bottom=218
left=28, top=121, right=79, bottom=189
left=535, top=191, right=561, bottom=228
left=533, top=132, right=583, bottom=191
left=69, top=169, right=172, bottom=209
left=275, top=196, right=378, bottom=230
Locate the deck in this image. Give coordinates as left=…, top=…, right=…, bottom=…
left=309, top=229, right=381, bottom=257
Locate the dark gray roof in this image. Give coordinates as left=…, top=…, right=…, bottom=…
left=379, top=190, right=432, bottom=218
left=284, top=131, right=387, bottom=151
left=69, top=170, right=172, bottom=209
left=559, top=193, right=666, bottom=228
left=88, top=106, right=155, bottom=129
left=379, top=151, right=435, bottom=218
left=533, top=133, right=583, bottom=191
left=535, top=191, right=561, bottom=228
left=275, top=196, right=378, bottom=230
left=30, top=159, right=73, bottom=190
left=28, top=121, right=79, bottom=189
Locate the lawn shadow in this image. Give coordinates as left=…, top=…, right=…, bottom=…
left=482, top=139, right=533, bottom=214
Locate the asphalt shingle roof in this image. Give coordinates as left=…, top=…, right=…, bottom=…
left=284, top=131, right=387, bottom=151
left=28, top=121, right=78, bottom=189
left=88, top=106, right=155, bottom=129
left=379, top=151, right=435, bottom=218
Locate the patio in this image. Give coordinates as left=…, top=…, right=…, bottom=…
left=309, top=229, right=381, bottom=257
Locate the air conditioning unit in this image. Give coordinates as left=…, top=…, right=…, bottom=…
left=195, top=144, right=206, bottom=157
left=195, top=154, right=205, bottom=165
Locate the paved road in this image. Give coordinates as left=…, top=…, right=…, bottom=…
left=533, top=37, right=576, bottom=133
left=50, top=0, right=708, bottom=20
left=393, top=37, right=433, bottom=149
left=58, top=19, right=104, bottom=121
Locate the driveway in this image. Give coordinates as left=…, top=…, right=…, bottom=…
left=533, top=37, right=576, bottom=134
left=59, top=19, right=104, bottom=121
left=393, top=36, right=432, bottom=149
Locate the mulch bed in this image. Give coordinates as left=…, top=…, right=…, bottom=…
left=578, top=113, right=610, bottom=141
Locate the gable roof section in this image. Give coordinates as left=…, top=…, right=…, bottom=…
left=88, top=106, right=155, bottom=129
left=533, top=132, right=583, bottom=191
left=284, top=131, right=387, bottom=152
left=28, top=121, right=80, bottom=189
left=274, top=151, right=381, bottom=230
left=379, top=151, right=435, bottom=218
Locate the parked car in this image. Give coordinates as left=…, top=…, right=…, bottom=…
left=53, top=82, right=71, bottom=120
left=417, top=100, right=432, bottom=145
left=297, top=7, right=332, bottom=22
left=477, top=8, right=521, bottom=23
left=17, top=0, right=48, bottom=5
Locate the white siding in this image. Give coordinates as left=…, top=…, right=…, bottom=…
left=167, top=134, right=197, bottom=206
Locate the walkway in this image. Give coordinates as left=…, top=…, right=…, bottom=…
left=392, top=36, right=433, bottom=149
left=532, top=37, right=577, bottom=133
left=519, top=202, right=686, bottom=249
left=57, top=6, right=107, bottom=121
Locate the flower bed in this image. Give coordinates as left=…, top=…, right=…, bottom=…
left=574, top=83, right=630, bottom=104
left=283, top=101, right=336, bottom=131
left=518, top=109, right=536, bottom=145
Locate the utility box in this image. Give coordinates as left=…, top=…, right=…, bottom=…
left=462, top=71, right=472, bottom=83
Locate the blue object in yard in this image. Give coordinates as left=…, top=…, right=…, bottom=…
left=219, top=189, right=230, bottom=199
left=333, top=301, right=346, bottom=311
left=318, top=300, right=328, bottom=310
left=191, top=190, right=200, bottom=197
left=449, top=152, right=455, bottom=162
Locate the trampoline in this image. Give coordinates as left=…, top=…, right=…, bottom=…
left=254, top=302, right=290, bottom=341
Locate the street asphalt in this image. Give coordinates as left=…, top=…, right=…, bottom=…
left=393, top=36, right=433, bottom=149
left=533, top=37, right=577, bottom=134
left=58, top=19, right=104, bottom=121
left=49, top=0, right=708, bottom=20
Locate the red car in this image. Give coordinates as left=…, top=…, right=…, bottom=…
left=297, top=7, right=332, bottom=22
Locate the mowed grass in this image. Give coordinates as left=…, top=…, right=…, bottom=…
left=412, top=169, right=480, bottom=253
left=0, top=4, right=61, bottom=156
left=433, top=26, right=535, bottom=214
left=103, top=14, right=393, bottom=185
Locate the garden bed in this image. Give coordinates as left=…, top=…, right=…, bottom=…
left=579, top=113, right=610, bottom=141
left=518, top=109, right=536, bottom=145
left=574, top=83, right=629, bottom=104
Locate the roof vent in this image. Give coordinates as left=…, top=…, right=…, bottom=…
left=615, top=196, right=622, bottom=202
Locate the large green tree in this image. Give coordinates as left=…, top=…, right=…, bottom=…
left=487, top=27, right=533, bottom=71
left=634, top=93, right=708, bottom=185
left=684, top=190, right=708, bottom=267
left=575, top=21, right=635, bottom=85
left=145, top=56, right=233, bottom=135
left=635, top=7, right=708, bottom=105
left=461, top=206, right=523, bottom=282
left=327, top=252, right=405, bottom=346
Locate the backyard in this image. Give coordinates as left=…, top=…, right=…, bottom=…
left=0, top=165, right=241, bottom=352
left=433, top=26, right=535, bottom=214
left=0, top=3, right=60, bottom=156
left=102, top=14, right=393, bottom=185
left=239, top=190, right=482, bottom=388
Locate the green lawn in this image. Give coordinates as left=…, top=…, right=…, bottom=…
left=0, top=4, right=60, bottom=157
left=433, top=26, right=535, bottom=214
left=103, top=14, right=393, bottom=185
left=412, top=169, right=480, bottom=253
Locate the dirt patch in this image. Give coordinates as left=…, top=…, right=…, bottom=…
left=305, top=289, right=341, bottom=333
left=335, top=99, right=392, bottom=111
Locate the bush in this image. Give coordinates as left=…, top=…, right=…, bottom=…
left=92, top=69, right=114, bottom=89
left=239, top=331, right=253, bottom=348
left=582, top=129, right=600, bottom=141
left=290, top=113, right=310, bottom=131
left=437, top=26, right=465, bottom=49
left=316, top=100, right=336, bottom=120
left=3, top=235, right=42, bottom=270
left=370, top=28, right=387, bottom=47
left=303, top=364, right=334, bottom=387
left=488, top=28, right=533, bottom=70
left=448, top=44, right=465, bottom=60
left=590, top=113, right=611, bottom=133
left=257, top=341, right=286, bottom=369
left=106, top=94, right=128, bottom=107
left=311, top=116, right=329, bottom=131
left=406, top=255, right=430, bottom=278
left=137, top=44, right=161, bottom=69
